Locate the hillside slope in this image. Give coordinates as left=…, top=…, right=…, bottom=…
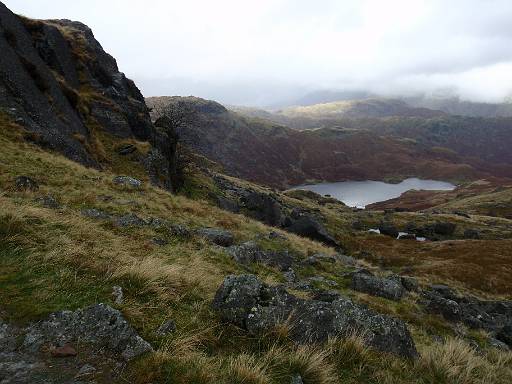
left=2, top=109, right=512, bottom=383
left=406, top=96, right=512, bottom=118
left=147, top=96, right=487, bottom=189
left=277, top=98, right=446, bottom=120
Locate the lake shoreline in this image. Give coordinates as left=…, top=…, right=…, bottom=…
left=290, top=178, right=456, bottom=208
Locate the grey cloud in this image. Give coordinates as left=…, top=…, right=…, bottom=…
left=5, top=0, right=512, bottom=105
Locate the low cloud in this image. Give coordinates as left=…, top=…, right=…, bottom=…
left=7, top=0, right=512, bottom=105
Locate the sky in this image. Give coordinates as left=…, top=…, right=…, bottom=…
left=5, top=0, right=512, bottom=106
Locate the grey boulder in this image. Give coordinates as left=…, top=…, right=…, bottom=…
left=197, top=228, right=234, bottom=247
left=212, top=274, right=418, bottom=359
left=22, top=303, right=152, bottom=361
left=227, top=241, right=295, bottom=270
left=350, top=270, right=405, bottom=301
left=422, top=285, right=512, bottom=347
left=112, top=176, right=142, bottom=188
left=35, top=195, right=61, bottom=209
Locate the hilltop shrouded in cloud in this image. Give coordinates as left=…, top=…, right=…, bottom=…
left=7, top=0, right=512, bottom=105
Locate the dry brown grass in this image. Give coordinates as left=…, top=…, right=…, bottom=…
left=228, top=353, right=271, bottom=384
left=275, top=344, right=337, bottom=384
left=357, top=234, right=512, bottom=296
left=417, top=338, right=512, bottom=384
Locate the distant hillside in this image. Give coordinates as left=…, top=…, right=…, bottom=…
left=227, top=105, right=278, bottom=120
left=406, top=96, right=512, bottom=118
left=146, top=96, right=500, bottom=188
left=291, top=89, right=373, bottom=106
left=276, top=98, right=446, bottom=120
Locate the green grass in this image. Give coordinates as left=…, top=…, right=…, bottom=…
left=0, top=240, right=110, bottom=323
left=1, top=115, right=512, bottom=383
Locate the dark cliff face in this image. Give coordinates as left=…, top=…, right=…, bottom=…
left=0, top=2, right=177, bottom=190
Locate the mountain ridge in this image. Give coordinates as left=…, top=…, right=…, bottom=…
left=148, top=95, right=512, bottom=189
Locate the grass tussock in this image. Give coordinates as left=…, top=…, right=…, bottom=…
left=283, top=345, right=337, bottom=384
left=228, top=353, right=271, bottom=384
left=416, top=338, right=512, bottom=384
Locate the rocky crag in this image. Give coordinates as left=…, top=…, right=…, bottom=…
left=0, top=2, right=178, bottom=190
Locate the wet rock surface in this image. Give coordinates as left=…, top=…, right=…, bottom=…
left=212, top=274, right=418, bottom=358
left=0, top=304, right=152, bottom=383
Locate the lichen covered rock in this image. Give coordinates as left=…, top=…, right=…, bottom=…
left=212, top=274, right=418, bottom=359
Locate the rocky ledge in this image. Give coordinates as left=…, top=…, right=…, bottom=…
left=213, top=174, right=341, bottom=248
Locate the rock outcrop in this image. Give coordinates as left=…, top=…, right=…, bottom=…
left=0, top=304, right=152, bottom=383
left=227, top=241, right=295, bottom=270
left=422, top=285, right=512, bottom=348
left=350, top=270, right=405, bottom=301
left=212, top=274, right=418, bottom=359
left=23, top=304, right=152, bottom=360
left=0, top=3, right=178, bottom=190
left=212, top=175, right=341, bottom=247
left=241, top=192, right=284, bottom=226
left=197, top=227, right=235, bottom=247
left=283, top=210, right=339, bottom=247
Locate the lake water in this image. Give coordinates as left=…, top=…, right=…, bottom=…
left=292, top=178, right=455, bottom=208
